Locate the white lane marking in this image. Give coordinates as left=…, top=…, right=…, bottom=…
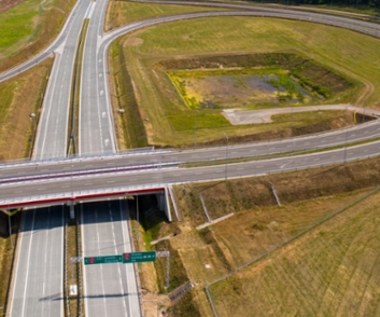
left=110, top=202, right=127, bottom=313
left=120, top=201, right=140, bottom=317
left=85, top=1, right=96, bottom=19
left=20, top=210, right=36, bottom=317
left=81, top=206, right=90, bottom=317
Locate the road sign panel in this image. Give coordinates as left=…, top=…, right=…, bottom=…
left=122, top=251, right=156, bottom=263
left=84, top=255, right=122, bottom=265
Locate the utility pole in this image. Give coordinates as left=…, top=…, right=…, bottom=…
left=8, top=214, right=13, bottom=248
left=224, top=133, right=229, bottom=182
left=136, top=195, right=139, bottom=223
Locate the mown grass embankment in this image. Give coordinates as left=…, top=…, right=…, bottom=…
left=0, top=0, right=76, bottom=72
left=105, top=0, right=225, bottom=31
left=0, top=213, right=20, bottom=317
left=0, top=58, right=53, bottom=160
left=110, top=17, right=380, bottom=148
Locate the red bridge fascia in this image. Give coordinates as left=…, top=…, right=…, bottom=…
left=0, top=187, right=165, bottom=210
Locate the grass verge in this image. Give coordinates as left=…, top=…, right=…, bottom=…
left=65, top=208, right=84, bottom=317
left=67, top=18, right=89, bottom=156
left=0, top=58, right=53, bottom=160
left=0, top=212, right=20, bottom=317
left=105, top=0, right=225, bottom=31
left=109, top=41, right=148, bottom=149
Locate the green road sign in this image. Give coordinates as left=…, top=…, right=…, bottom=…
left=122, top=251, right=156, bottom=263
left=84, top=255, right=123, bottom=265
left=84, top=251, right=156, bottom=265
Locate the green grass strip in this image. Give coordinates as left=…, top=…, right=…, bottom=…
left=67, top=19, right=89, bottom=156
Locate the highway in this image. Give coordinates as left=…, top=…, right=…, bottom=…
left=80, top=0, right=117, bottom=156
left=5, top=0, right=91, bottom=315
left=2, top=1, right=380, bottom=316
left=78, top=1, right=140, bottom=316
left=81, top=201, right=141, bottom=317
left=33, top=0, right=92, bottom=160
left=1, top=139, right=380, bottom=208
left=7, top=207, right=65, bottom=317
left=2, top=117, right=380, bottom=184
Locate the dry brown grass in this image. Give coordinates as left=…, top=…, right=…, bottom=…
left=0, top=58, right=52, bottom=161
left=209, top=189, right=380, bottom=316
left=140, top=158, right=380, bottom=316
left=0, top=213, right=20, bottom=317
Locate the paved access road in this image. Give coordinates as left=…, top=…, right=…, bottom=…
left=81, top=201, right=141, bottom=317
left=7, top=207, right=65, bottom=317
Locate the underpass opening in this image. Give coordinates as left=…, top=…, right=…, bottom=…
left=127, top=193, right=170, bottom=230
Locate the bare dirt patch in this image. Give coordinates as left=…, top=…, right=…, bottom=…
left=164, top=53, right=354, bottom=111
left=0, top=0, right=23, bottom=13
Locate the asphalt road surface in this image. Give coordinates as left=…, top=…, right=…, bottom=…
left=1, top=139, right=380, bottom=207
left=7, top=207, right=65, bottom=317
left=79, top=0, right=116, bottom=156
left=33, top=0, right=92, bottom=160
left=81, top=201, right=141, bottom=317
left=2, top=118, right=380, bottom=184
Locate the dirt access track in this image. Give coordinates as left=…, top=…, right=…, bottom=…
left=223, top=104, right=380, bottom=125
left=0, top=0, right=23, bottom=13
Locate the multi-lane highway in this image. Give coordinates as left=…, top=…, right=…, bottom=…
left=2, top=1, right=380, bottom=316
left=81, top=201, right=141, bottom=317
left=5, top=1, right=92, bottom=316
left=2, top=117, right=380, bottom=185
left=33, top=0, right=92, bottom=160
left=80, top=0, right=117, bottom=156
left=1, top=138, right=380, bottom=209
left=7, top=207, right=65, bottom=317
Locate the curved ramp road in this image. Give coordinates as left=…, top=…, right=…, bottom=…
left=0, top=0, right=87, bottom=84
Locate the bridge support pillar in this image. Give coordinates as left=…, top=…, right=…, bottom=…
left=156, top=188, right=172, bottom=222
left=69, top=203, right=75, bottom=220
left=164, top=187, right=172, bottom=222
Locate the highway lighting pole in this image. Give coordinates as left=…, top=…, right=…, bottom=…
left=8, top=215, right=13, bottom=248
left=224, top=133, right=228, bottom=182
left=344, top=128, right=348, bottom=164
left=136, top=195, right=139, bottom=223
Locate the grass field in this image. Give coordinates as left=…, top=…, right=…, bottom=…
left=208, top=189, right=380, bottom=317
left=0, top=0, right=75, bottom=72
left=105, top=0, right=225, bottom=31
left=110, top=16, right=380, bottom=147
left=136, top=157, right=380, bottom=316
left=0, top=58, right=52, bottom=160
